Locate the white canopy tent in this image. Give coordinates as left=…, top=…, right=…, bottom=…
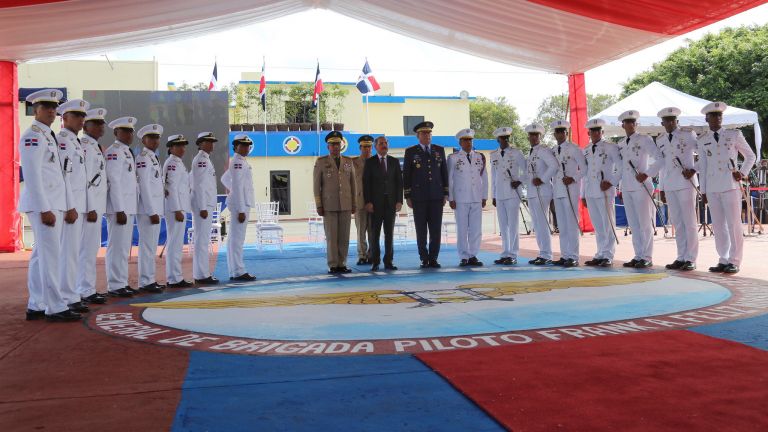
left=591, top=81, right=762, bottom=160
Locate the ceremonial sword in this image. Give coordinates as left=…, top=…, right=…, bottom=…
left=627, top=159, right=669, bottom=235
left=530, top=160, right=554, bottom=235
left=561, top=161, right=583, bottom=236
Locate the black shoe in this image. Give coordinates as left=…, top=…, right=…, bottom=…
left=723, top=263, right=739, bottom=274
left=680, top=261, right=696, bottom=271
left=82, top=293, right=107, bottom=304
left=505, top=257, right=517, bottom=265
left=194, top=276, right=220, bottom=286
left=108, top=288, right=133, bottom=298
left=598, top=259, right=613, bottom=267
left=68, top=302, right=90, bottom=313
left=420, top=260, right=429, bottom=269
left=356, top=259, right=367, bottom=266
left=328, top=267, right=339, bottom=274
left=552, top=258, right=567, bottom=266
left=494, top=257, right=507, bottom=265
left=167, top=280, right=193, bottom=288
left=429, top=260, right=441, bottom=268
left=123, top=286, right=139, bottom=295
left=230, top=273, right=257, bottom=281
left=337, top=267, right=352, bottom=273
left=459, top=259, right=469, bottom=267
left=46, top=310, right=82, bottom=322
left=665, top=260, right=684, bottom=270
left=634, top=259, right=652, bottom=269
left=708, top=263, right=727, bottom=273
left=468, top=257, right=483, bottom=266
left=563, top=258, right=578, bottom=268
left=623, top=259, right=639, bottom=268
left=139, top=283, right=164, bottom=293
left=530, top=257, right=551, bottom=266
left=371, top=263, right=380, bottom=271
left=584, top=258, right=601, bottom=266
left=384, top=264, right=398, bottom=271
left=26, top=309, right=45, bottom=321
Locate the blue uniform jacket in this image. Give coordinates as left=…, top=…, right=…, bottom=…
left=403, top=144, right=449, bottom=201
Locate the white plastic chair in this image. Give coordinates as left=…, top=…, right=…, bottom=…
left=394, top=212, right=409, bottom=245
left=307, top=201, right=325, bottom=244
left=255, top=201, right=284, bottom=251
left=442, top=210, right=457, bottom=244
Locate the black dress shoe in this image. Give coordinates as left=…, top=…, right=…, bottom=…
left=634, top=259, right=652, bottom=269
left=623, top=259, right=639, bottom=268
left=494, top=257, right=506, bottom=265
left=46, top=310, right=82, bottom=322
left=167, top=280, right=193, bottom=288
left=552, top=258, right=567, bottom=266
left=584, top=258, right=601, bottom=266
left=665, top=260, right=684, bottom=270
left=598, top=259, right=613, bottom=267
left=708, top=263, right=727, bottom=273
left=530, top=257, right=551, bottom=266
left=139, top=283, right=164, bottom=293
left=108, top=288, right=133, bottom=298
left=337, top=267, right=352, bottom=273
left=230, top=273, right=257, bottom=281
left=82, top=293, right=107, bottom=304
left=459, top=259, right=469, bottom=267
left=26, top=309, right=45, bottom=321
left=124, top=286, right=139, bottom=295
left=370, top=264, right=380, bottom=271
left=468, top=257, right=483, bottom=266
left=680, top=261, right=696, bottom=271
left=384, top=264, right=398, bottom=271
left=723, top=263, right=739, bottom=274
left=194, top=276, right=220, bottom=285
left=505, top=257, right=517, bottom=265
left=563, top=258, right=578, bottom=268
left=68, top=302, right=90, bottom=313
left=420, top=260, right=429, bottom=269
left=356, top=259, right=367, bottom=266
left=429, top=260, right=441, bottom=268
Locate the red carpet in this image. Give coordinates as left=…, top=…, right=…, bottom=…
left=417, top=331, right=768, bottom=431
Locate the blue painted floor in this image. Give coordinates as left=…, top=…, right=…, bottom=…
left=691, top=313, right=768, bottom=351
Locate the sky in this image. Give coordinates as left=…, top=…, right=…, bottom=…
left=74, top=5, right=768, bottom=124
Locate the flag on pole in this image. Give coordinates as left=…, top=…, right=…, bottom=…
left=355, top=60, right=381, bottom=94
left=208, top=61, right=218, bottom=91
left=259, top=60, right=266, bottom=111
left=312, top=62, right=323, bottom=108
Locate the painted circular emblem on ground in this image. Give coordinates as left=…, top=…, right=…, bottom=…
left=88, top=268, right=768, bottom=356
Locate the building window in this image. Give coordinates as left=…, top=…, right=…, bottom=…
left=403, top=115, right=425, bottom=135
left=25, top=102, right=35, bottom=116
left=270, top=170, right=291, bottom=215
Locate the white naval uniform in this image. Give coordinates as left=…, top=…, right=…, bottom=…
left=56, top=128, right=87, bottom=305
left=617, top=132, right=663, bottom=262
left=76, top=134, right=107, bottom=298
left=136, top=147, right=164, bottom=287
left=105, top=141, right=138, bottom=292
left=524, top=145, right=558, bottom=260
left=553, top=141, right=587, bottom=261
left=20, top=121, right=69, bottom=314
left=163, top=154, right=192, bottom=284
left=583, top=140, right=621, bottom=260
left=448, top=150, right=488, bottom=260
left=223, top=153, right=254, bottom=278
left=697, top=128, right=756, bottom=266
left=191, top=150, right=217, bottom=280
left=490, top=147, right=526, bottom=259
left=657, top=129, right=699, bottom=263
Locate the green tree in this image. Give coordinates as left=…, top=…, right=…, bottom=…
left=533, top=93, right=618, bottom=144
left=470, top=96, right=528, bottom=151
left=622, top=24, right=768, bottom=156
left=177, top=81, right=209, bottom=91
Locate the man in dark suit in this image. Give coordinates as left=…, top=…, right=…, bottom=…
left=403, top=121, right=449, bottom=268
left=364, top=136, right=404, bottom=271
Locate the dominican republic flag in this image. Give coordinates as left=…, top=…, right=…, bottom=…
left=259, top=60, right=266, bottom=111
left=312, top=62, right=323, bottom=108
left=356, top=60, right=381, bottom=94
left=208, top=61, right=218, bottom=91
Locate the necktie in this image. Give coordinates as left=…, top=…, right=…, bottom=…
left=668, top=133, right=673, bottom=142
left=592, top=144, right=597, bottom=154
left=500, top=149, right=505, bottom=157
left=466, top=153, right=471, bottom=163
left=626, top=136, right=631, bottom=147
left=334, top=157, right=340, bottom=168
left=423, top=145, right=429, bottom=153
left=51, top=131, right=59, bottom=146
left=380, top=156, right=386, bottom=173
left=557, top=145, right=562, bottom=155
left=714, top=132, right=720, bottom=142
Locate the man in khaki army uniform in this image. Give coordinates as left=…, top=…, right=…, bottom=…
left=352, top=135, right=373, bottom=265
left=313, top=131, right=357, bottom=274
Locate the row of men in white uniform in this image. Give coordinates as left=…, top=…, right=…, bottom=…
left=446, top=103, right=756, bottom=275
left=19, top=89, right=257, bottom=322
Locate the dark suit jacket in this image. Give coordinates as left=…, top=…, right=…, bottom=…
left=402, top=144, right=449, bottom=201
left=363, top=154, right=403, bottom=211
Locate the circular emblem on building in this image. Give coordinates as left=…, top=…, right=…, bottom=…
left=88, top=268, right=768, bottom=356
left=282, top=136, right=302, bottom=155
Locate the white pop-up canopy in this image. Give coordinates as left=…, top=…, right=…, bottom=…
left=591, top=82, right=762, bottom=159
